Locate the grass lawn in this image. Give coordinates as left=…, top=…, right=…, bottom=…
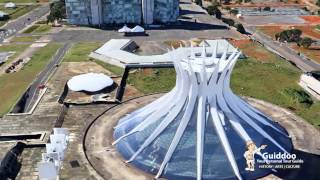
left=22, top=24, right=51, bottom=34
left=127, top=68, right=176, bottom=94
left=0, top=43, right=62, bottom=116
left=231, top=41, right=319, bottom=127
left=63, top=42, right=124, bottom=75
left=10, top=35, right=39, bottom=42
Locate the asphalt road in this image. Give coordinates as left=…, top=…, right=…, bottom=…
left=0, top=4, right=50, bottom=42
left=247, top=26, right=320, bottom=72
left=11, top=43, right=72, bottom=113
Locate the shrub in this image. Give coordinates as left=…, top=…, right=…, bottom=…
left=207, top=5, right=217, bottom=15
left=297, top=37, right=314, bottom=48
left=47, top=0, right=66, bottom=22
left=263, top=6, right=271, bottom=11
left=222, top=18, right=235, bottom=26
left=215, top=8, right=222, bottom=19
left=230, top=9, right=239, bottom=15
left=195, top=0, right=203, bottom=6
left=283, top=88, right=313, bottom=107
left=207, top=4, right=222, bottom=18
left=276, top=29, right=302, bottom=42
left=235, top=23, right=246, bottom=33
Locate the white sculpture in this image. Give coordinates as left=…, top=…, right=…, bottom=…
left=38, top=128, right=70, bottom=180
left=113, top=44, right=292, bottom=180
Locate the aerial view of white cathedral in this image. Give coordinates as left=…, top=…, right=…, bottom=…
left=65, top=0, right=179, bottom=25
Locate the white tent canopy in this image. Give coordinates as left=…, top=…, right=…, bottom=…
left=131, top=25, right=145, bottom=33
left=5, top=2, right=16, bottom=8
left=0, top=11, right=8, bottom=18
left=67, top=73, right=114, bottom=92
left=118, top=25, right=132, bottom=33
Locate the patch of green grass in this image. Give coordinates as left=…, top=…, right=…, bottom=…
left=315, top=25, right=320, bottom=31
left=63, top=42, right=102, bottom=62
left=127, top=68, right=176, bottom=94
left=93, top=60, right=124, bottom=75
left=11, top=35, right=39, bottom=42
left=22, top=25, right=39, bottom=33
left=231, top=57, right=320, bottom=127
left=0, top=43, right=62, bottom=116
left=23, top=24, right=51, bottom=34
left=62, top=42, right=124, bottom=75
left=0, top=21, right=6, bottom=27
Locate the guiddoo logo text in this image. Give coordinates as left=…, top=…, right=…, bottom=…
left=243, top=141, right=303, bottom=171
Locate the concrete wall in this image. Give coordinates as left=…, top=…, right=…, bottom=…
left=65, top=0, right=179, bottom=25
left=65, top=0, right=91, bottom=25
left=101, top=0, right=142, bottom=24
left=154, top=0, right=179, bottom=23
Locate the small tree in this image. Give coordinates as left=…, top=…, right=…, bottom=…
left=47, top=0, right=66, bottom=23
left=215, top=8, right=222, bottom=19
left=263, top=6, right=271, bottom=11
left=207, top=5, right=217, bottom=15
left=277, top=29, right=302, bottom=42
left=297, top=37, right=314, bottom=48
left=235, top=23, right=246, bottom=33
left=195, top=0, right=203, bottom=6
left=222, top=18, right=235, bottom=26
left=230, top=9, right=239, bottom=15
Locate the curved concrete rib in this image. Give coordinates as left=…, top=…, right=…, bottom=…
left=155, top=59, right=199, bottom=178
left=113, top=44, right=292, bottom=180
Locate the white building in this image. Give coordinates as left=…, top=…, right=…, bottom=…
left=113, top=44, right=292, bottom=180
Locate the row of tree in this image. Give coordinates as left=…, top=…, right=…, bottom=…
left=205, top=1, right=246, bottom=34
left=47, top=0, right=66, bottom=23
left=275, top=29, right=314, bottom=48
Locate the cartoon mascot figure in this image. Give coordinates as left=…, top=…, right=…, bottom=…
left=244, top=140, right=267, bottom=171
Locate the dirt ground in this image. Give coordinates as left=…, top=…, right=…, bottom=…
left=300, top=16, right=320, bottom=24
left=230, top=39, right=278, bottom=62
left=257, top=25, right=320, bottom=39
left=290, top=44, right=320, bottom=63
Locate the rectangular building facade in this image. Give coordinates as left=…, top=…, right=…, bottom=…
left=65, top=0, right=179, bottom=25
